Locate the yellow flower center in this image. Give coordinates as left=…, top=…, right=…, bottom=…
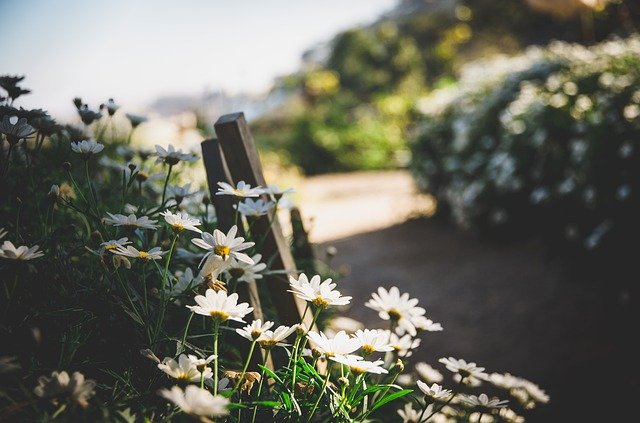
left=250, top=329, right=262, bottom=340
left=387, top=308, right=402, bottom=321
left=362, top=344, right=375, bottom=355
left=104, top=244, right=117, bottom=250
left=259, top=340, right=278, bottom=348
left=172, top=223, right=185, bottom=231
left=209, top=310, right=230, bottom=322
left=177, top=373, right=191, bottom=381
left=312, top=296, right=330, bottom=309
left=138, top=251, right=149, bottom=260
left=214, top=245, right=231, bottom=258
left=350, top=366, right=366, bottom=375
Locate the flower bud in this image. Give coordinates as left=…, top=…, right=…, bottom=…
left=296, top=323, right=307, bottom=337
left=128, top=163, right=137, bottom=171
left=202, top=195, right=211, bottom=206
left=326, top=246, right=337, bottom=257
left=395, top=359, right=405, bottom=373
left=62, top=161, right=72, bottom=172
left=140, top=349, right=160, bottom=363
left=338, top=376, right=349, bottom=388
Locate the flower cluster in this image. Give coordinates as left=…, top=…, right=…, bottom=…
left=411, top=36, right=640, bottom=261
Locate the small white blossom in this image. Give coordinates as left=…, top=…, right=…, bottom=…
left=103, top=213, right=159, bottom=230
left=388, top=332, right=421, bottom=357
left=417, top=381, right=452, bottom=401
left=34, top=371, right=96, bottom=408
left=257, top=325, right=297, bottom=348
left=415, top=362, right=444, bottom=383
left=155, top=144, right=197, bottom=165
left=186, top=288, right=253, bottom=323
left=216, top=181, right=263, bottom=198
left=169, top=184, right=197, bottom=201
left=111, top=246, right=165, bottom=261
left=0, top=115, right=35, bottom=143
left=71, top=139, right=104, bottom=157
left=235, top=198, right=275, bottom=217
left=192, top=225, right=254, bottom=265
left=306, top=330, right=360, bottom=358
left=158, top=354, right=212, bottom=382
left=461, top=393, right=508, bottom=411
left=263, top=184, right=295, bottom=199
left=412, top=316, right=443, bottom=332
left=398, top=402, right=432, bottom=423
left=288, top=273, right=351, bottom=309
left=161, top=211, right=202, bottom=233
left=353, top=329, right=394, bottom=355
left=159, top=385, right=229, bottom=418
left=236, top=319, right=275, bottom=341
left=365, top=287, right=426, bottom=336
left=225, top=254, right=266, bottom=283
left=439, top=357, right=487, bottom=380
left=100, top=237, right=131, bottom=251
left=330, top=354, right=388, bottom=375
left=0, top=241, right=44, bottom=260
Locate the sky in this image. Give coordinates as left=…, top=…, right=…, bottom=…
left=1, top=0, right=397, bottom=117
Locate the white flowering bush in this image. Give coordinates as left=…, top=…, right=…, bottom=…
left=411, top=36, right=640, bottom=260
left=0, top=78, right=547, bottom=421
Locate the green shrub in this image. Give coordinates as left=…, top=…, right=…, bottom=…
left=410, top=36, right=640, bottom=259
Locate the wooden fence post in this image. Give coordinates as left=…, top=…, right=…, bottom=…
left=213, top=113, right=309, bottom=330
left=200, top=137, right=269, bottom=369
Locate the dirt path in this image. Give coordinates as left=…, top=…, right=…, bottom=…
left=294, top=171, right=637, bottom=422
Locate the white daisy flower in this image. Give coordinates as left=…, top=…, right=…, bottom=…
left=186, top=288, right=253, bottom=323
left=225, top=254, right=266, bottom=283
left=263, top=184, right=295, bottom=200
left=0, top=115, right=35, bottom=144
left=461, top=393, right=508, bottom=411
left=365, top=287, right=426, bottom=336
left=158, top=354, right=212, bottom=382
left=187, top=354, right=217, bottom=373
left=100, top=237, right=131, bottom=251
left=111, top=246, right=165, bottom=261
left=417, top=381, right=452, bottom=401
left=169, top=184, right=197, bottom=202
left=288, top=273, right=351, bottom=309
left=103, top=213, right=159, bottom=230
left=257, top=325, right=297, bottom=348
left=71, top=139, right=104, bottom=158
left=191, top=225, right=254, bottom=265
left=412, top=316, right=443, bottom=332
left=0, top=241, right=44, bottom=260
left=327, top=316, right=364, bottom=334
left=353, top=329, right=394, bottom=355
left=499, top=407, right=525, bottom=423
left=198, top=254, right=230, bottom=281
left=415, top=362, right=444, bottom=383
left=236, top=319, right=275, bottom=341
left=125, top=113, right=147, bottom=128
left=216, top=181, right=263, bottom=198
left=159, top=385, right=229, bottom=418
left=488, top=373, right=549, bottom=405
left=168, top=268, right=197, bottom=297
left=439, top=357, right=487, bottom=381
left=235, top=198, right=275, bottom=217
left=306, top=330, right=360, bottom=358
left=397, top=402, right=432, bottom=423
left=34, top=371, right=96, bottom=408
left=155, top=144, right=198, bottom=165
left=330, top=354, right=388, bottom=375
left=388, top=332, right=421, bottom=358
left=161, top=211, right=202, bottom=233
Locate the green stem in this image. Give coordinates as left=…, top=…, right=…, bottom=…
left=181, top=312, right=195, bottom=352
left=161, top=165, right=173, bottom=207
left=154, top=233, right=179, bottom=343
left=307, top=369, right=331, bottom=422
left=231, top=340, right=257, bottom=396
left=213, top=321, right=220, bottom=395
left=250, top=349, right=270, bottom=423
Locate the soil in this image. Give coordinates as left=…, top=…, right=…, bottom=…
left=295, top=171, right=638, bottom=422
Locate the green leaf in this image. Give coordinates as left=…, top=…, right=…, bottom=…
left=366, top=389, right=413, bottom=414
left=254, top=400, right=280, bottom=408
left=353, top=384, right=399, bottom=405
